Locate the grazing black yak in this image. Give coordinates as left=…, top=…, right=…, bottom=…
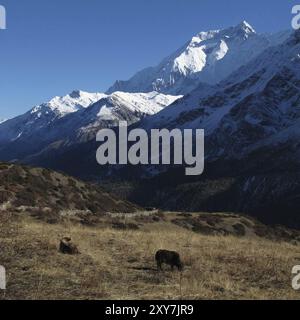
left=155, top=250, right=183, bottom=271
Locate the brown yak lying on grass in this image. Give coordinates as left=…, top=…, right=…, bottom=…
left=59, top=237, right=79, bottom=255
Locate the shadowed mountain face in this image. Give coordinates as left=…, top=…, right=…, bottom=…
left=117, top=31, right=300, bottom=228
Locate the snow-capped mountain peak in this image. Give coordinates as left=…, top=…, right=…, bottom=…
left=0, top=89, right=181, bottom=160
left=107, top=21, right=275, bottom=95
left=236, top=20, right=256, bottom=34
left=30, top=90, right=106, bottom=118
left=0, top=90, right=106, bottom=145
left=141, top=29, right=300, bottom=159
left=171, top=21, right=258, bottom=77
left=195, top=20, right=256, bottom=42
left=69, top=90, right=83, bottom=98
left=109, top=91, right=182, bottom=115
left=73, top=91, right=182, bottom=131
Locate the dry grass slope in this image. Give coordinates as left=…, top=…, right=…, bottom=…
left=0, top=162, right=139, bottom=217
left=1, top=211, right=300, bottom=300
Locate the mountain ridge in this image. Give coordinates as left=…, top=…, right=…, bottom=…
left=0, top=162, right=139, bottom=219
left=107, top=21, right=290, bottom=95
left=0, top=90, right=181, bottom=162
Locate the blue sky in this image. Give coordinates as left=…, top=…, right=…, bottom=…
left=0, top=0, right=298, bottom=118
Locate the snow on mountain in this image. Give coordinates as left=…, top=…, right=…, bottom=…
left=90, top=91, right=181, bottom=121
left=30, top=90, right=106, bottom=118
left=0, top=91, right=181, bottom=161
left=133, top=28, right=300, bottom=191
left=48, top=91, right=182, bottom=143
left=205, top=30, right=300, bottom=159
left=109, top=30, right=300, bottom=225
left=0, top=90, right=105, bottom=145
left=141, top=29, right=298, bottom=135
left=107, top=21, right=288, bottom=95
left=0, top=118, right=7, bottom=124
